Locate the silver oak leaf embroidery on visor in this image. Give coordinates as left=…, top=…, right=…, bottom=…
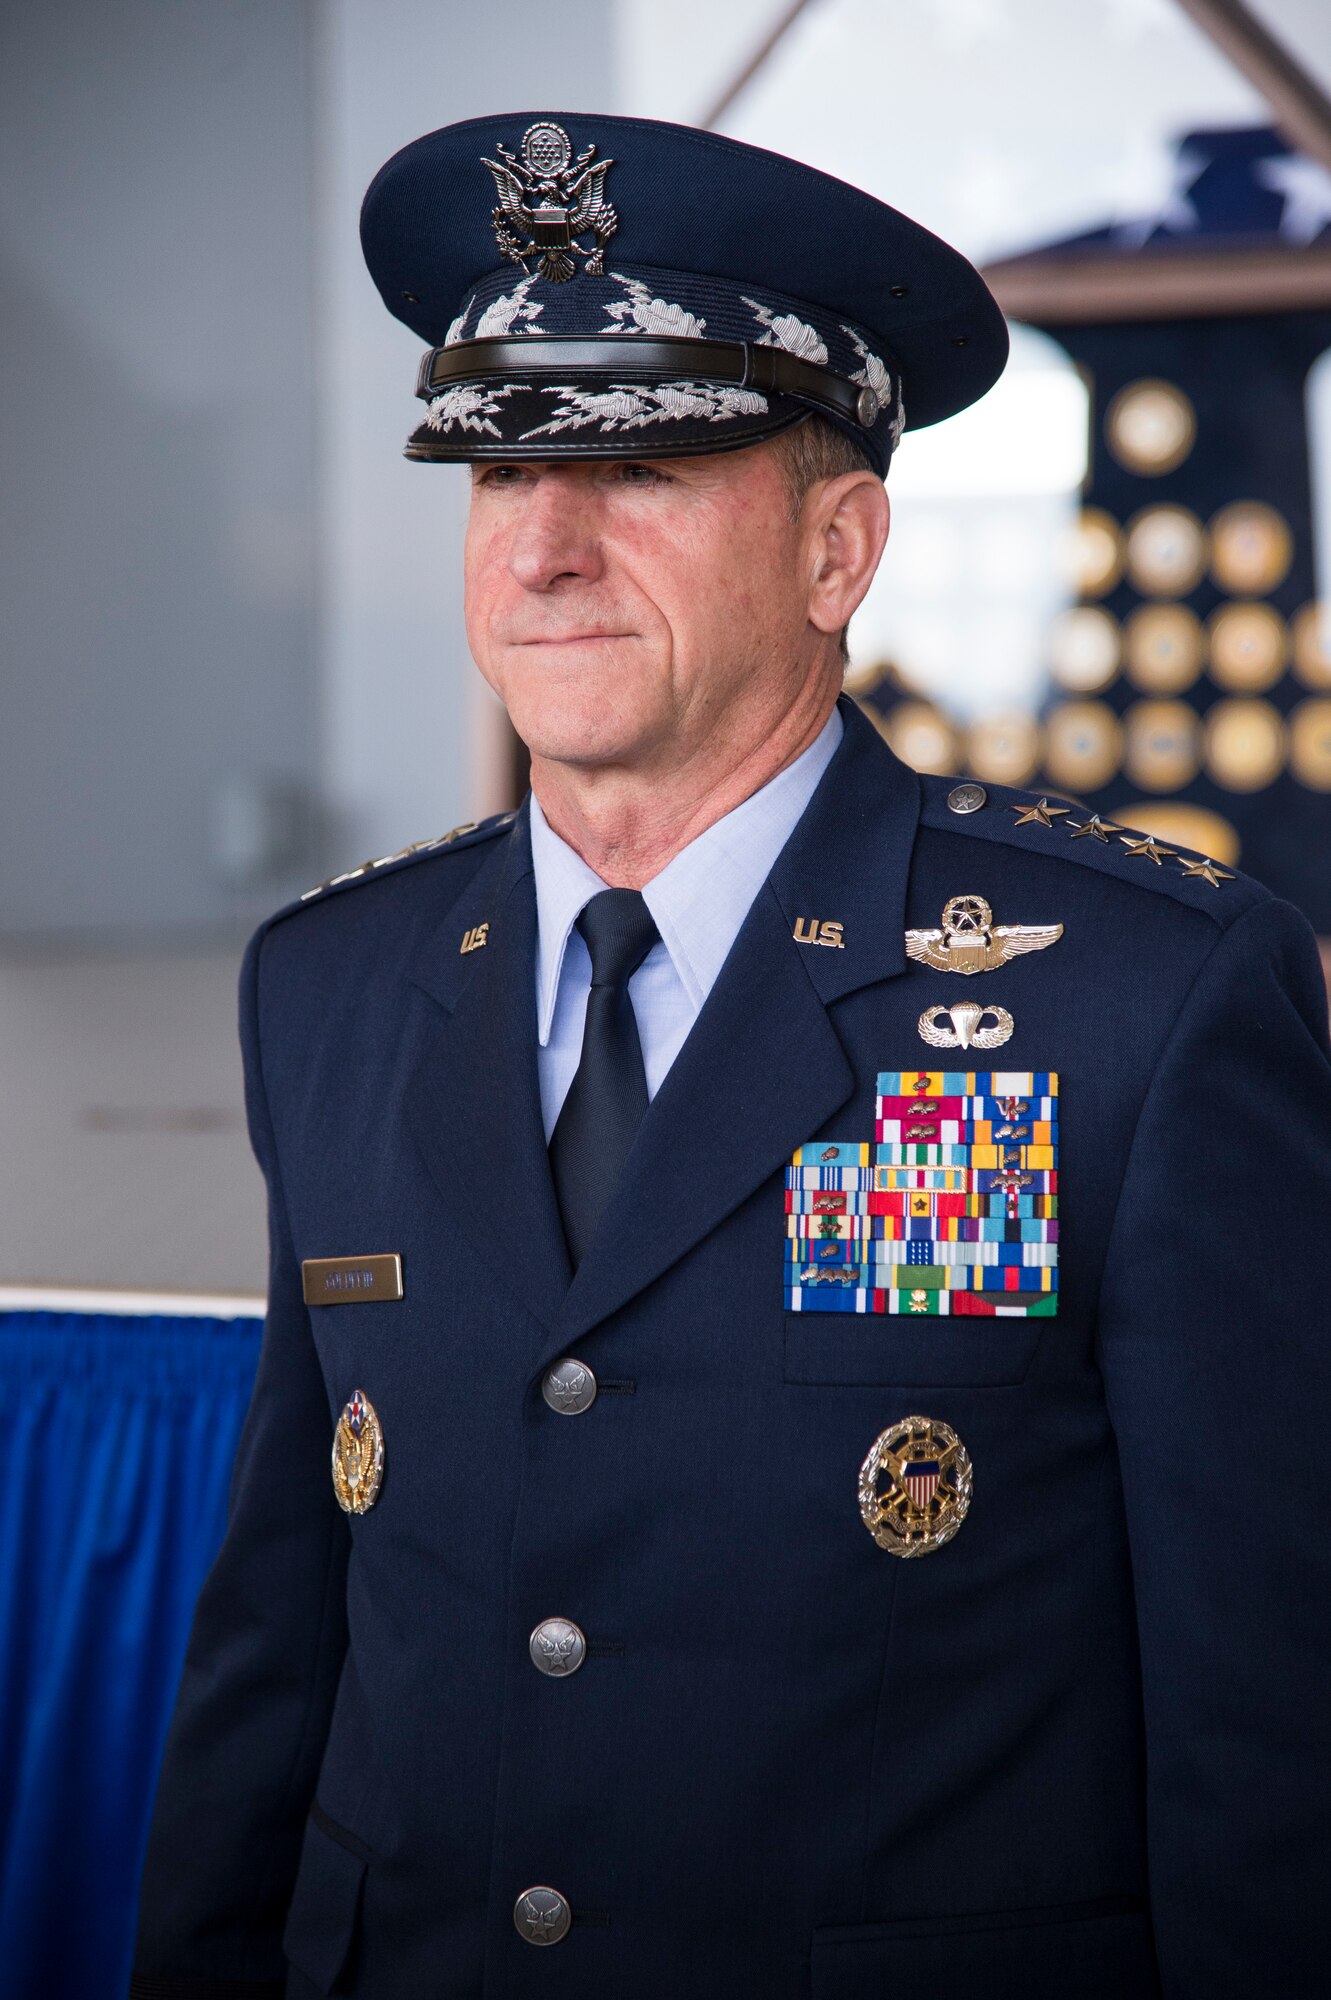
left=444, top=296, right=475, bottom=346
left=520, top=382, right=769, bottom=438
left=888, top=388, right=906, bottom=451
left=602, top=273, right=707, bottom=339
left=473, top=275, right=545, bottom=338
left=425, top=383, right=530, bottom=436
left=741, top=296, right=829, bottom=365
left=843, top=325, right=904, bottom=443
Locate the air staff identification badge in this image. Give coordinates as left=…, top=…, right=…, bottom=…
left=785, top=1069, right=1059, bottom=1316
left=332, top=1389, right=385, bottom=1514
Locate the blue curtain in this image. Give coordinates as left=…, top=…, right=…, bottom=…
left=0, top=1307, right=262, bottom=2000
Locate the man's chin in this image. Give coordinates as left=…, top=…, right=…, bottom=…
left=509, top=702, right=662, bottom=773
left=503, top=672, right=664, bottom=771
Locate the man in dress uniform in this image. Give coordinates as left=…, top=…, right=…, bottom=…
left=131, top=113, right=1331, bottom=2000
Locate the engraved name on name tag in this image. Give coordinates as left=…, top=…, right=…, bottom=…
left=302, top=1254, right=403, bottom=1305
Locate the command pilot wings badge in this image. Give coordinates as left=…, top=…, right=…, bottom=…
left=482, top=122, right=617, bottom=283
left=904, top=894, right=1063, bottom=975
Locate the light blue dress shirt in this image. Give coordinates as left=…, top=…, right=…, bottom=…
left=530, top=705, right=843, bottom=1139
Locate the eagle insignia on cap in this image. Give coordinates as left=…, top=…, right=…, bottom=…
left=481, top=122, right=617, bottom=283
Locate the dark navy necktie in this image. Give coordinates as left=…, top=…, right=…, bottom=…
left=549, top=888, right=660, bottom=1269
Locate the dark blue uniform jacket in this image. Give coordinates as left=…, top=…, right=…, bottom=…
left=132, top=701, right=1331, bottom=1999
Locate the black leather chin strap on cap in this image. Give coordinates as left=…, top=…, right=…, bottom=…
left=417, top=334, right=886, bottom=431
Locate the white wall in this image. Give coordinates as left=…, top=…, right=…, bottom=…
left=0, top=0, right=321, bottom=935
left=310, top=0, right=617, bottom=871
left=0, top=0, right=617, bottom=938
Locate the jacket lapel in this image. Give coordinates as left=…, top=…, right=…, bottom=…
left=405, top=813, right=573, bottom=1335
left=551, top=702, right=921, bottom=1354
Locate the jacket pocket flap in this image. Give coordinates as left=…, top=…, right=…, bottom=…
left=282, top=1808, right=368, bottom=1995
left=785, top=1313, right=1041, bottom=1386
left=811, top=1898, right=1155, bottom=1999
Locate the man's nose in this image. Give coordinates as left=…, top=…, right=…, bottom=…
left=506, top=476, right=604, bottom=591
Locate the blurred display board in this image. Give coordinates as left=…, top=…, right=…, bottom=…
left=864, top=125, right=1331, bottom=932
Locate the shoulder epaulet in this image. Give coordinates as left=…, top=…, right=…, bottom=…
left=917, top=775, right=1267, bottom=923
left=296, top=809, right=518, bottom=906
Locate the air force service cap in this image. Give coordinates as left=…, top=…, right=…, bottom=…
left=360, top=111, right=1009, bottom=476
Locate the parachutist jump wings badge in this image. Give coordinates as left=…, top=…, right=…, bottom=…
left=481, top=122, right=617, bottom=283
left=905, top=894, right=1063, bottom=975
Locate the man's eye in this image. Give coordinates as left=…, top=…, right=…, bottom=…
left=474, top=464, right=527, bottom=486
left=614, top=461, right=668, bottom=485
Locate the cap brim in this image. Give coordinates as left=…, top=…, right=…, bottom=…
left=405, top=382, right=818, bottom=462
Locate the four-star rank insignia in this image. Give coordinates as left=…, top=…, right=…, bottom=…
left=859, top=1415, right=972, bottom=1557
left=332, top=1388, right=385, bottom=1514
left=904, top=894, right=1063, bottom=975
left=482, top=122, right=617, bottom=283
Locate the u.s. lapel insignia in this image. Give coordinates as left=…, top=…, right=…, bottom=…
left=904, top=894, right=1062, bottom=974
left=793, top=917, right=845, bottom=949
left=859, top=1415, right=972, bottom=1556
left=332, top=1389, right=385, bottom=1514
left=481, top=123, right=617, bottom=283
left=917, top=1001, right=1013, bottom=1050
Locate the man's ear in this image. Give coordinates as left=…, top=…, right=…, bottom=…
left=806, top=473, right=890, bottom=638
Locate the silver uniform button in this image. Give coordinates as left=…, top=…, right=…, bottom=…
left=542, top=1357, right=597, bottom=1414
left=513, top=1885, right=571, bottom=1945
left=530, top=1616, right=587, bottom=1677
left=947, top=781, right=987, bottom=815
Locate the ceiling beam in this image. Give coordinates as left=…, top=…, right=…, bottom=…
left=1172, top=0, right=1331, bottom=176
left=701, top=0, right=819, bottom=129
left=982, top=241, right=1331, bottom=323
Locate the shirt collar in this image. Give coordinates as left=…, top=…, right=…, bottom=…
left=529, top=705, right=843, bottom=1046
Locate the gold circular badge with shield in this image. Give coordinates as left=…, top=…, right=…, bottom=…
left=332, top=1388, right=385, bottom=1514
left=1209, top=501, right=1293, bottom=595
left=1105, top=379, right=1196, bottom=476
left=1043, top=700, right=1123, bottom=792
left=1289, top=698, right=1331, bottom=790
left=1049, top=606, right=1121, bottom=692
left=965, top=713, right=1041, bottom=787
left=1207, top=602, right=1287, bottom=692
left=885, top=699, right=960, bottom=776
left=1204, top=698, right=1286, bottom=792
left=859, top=1415, right=972, bottom=1558
left=1125, top=506, right=1207, bottom=598
left=1124, top=698, right=1201, bottom=792
left=1124, top=604, right=1204, bottom=693
left=1292, top=602, right=1331, bottom=690
left=1066, top=508, right=1124, bottom=598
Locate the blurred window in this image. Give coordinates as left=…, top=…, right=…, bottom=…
left=848, top=324, right=1087, bottom=722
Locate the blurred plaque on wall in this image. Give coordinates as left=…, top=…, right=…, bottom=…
left=1067, top=508, right=1125, bottom=596
left=1290, top=698, right=1331, bottom=789
left=1125, top=604, right=1205, bottom=693
left=1207, top=602, right=1287, bottom=692
left=981, top=124, right=1331, bottom=931
left=1044, top=700, right=1124, bottom=792
left=1125, top=505, right=1208, bottom=597
left=1106, top=379, right=1197, bottom=476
